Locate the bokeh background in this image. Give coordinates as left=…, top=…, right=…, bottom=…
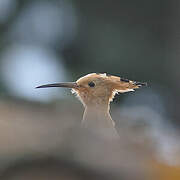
left=0, top=0, right=180, bottom=179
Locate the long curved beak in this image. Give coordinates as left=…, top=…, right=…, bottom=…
left=36, top=82, right=78, bottom=89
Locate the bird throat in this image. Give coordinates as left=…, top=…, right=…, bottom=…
left=82, top=104, right=115, bottom=128
left=72, top=88, right=116, bottom=129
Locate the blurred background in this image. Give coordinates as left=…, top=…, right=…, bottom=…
left=0, top=0, right=180, bottom=179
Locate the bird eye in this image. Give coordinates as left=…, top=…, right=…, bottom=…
left=88, top=81, right=95, bottom=87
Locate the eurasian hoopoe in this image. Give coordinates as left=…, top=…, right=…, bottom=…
left=36, top=73, right=146, bottom=137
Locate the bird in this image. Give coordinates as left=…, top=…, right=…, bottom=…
left=36, top=73, right=146, bottom=138
left=35, top=73, right=180, bottom=179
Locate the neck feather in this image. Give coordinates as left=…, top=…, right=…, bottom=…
left=81, top=104, right=115, bottom=128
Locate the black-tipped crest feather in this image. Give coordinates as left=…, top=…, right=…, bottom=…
left=134, top=81, right=147, bottom=87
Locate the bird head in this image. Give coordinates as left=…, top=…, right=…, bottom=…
left=36, top=73, right=146, bottom=107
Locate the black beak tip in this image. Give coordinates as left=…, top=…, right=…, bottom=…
left=35, top=85, right=42, bottom=89
left=35, top=85, right=49, bottom=89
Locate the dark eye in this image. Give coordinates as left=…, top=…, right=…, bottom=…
left=88, top=81, right=95, bottom=87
